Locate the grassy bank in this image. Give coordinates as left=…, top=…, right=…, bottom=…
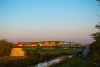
left=0, top=50, right=80, bottom=67
left=59, top=55, right=95, bottom=67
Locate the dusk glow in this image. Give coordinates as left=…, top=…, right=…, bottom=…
left=0, top=0, right=100, bottom=44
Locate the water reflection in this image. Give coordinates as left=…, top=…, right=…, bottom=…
left=34, top=57, right=64, bottom=67
left=28, top=55, right=73, bottom=67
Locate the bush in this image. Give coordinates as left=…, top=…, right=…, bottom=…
left=90, top=42, right=100, bottom=64
left=0, top=39, right=15, bottom=57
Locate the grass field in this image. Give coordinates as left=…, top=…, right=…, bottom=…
left=22, top=46, right=83, bottom=52
left=59, top=55, right=95, bottom=67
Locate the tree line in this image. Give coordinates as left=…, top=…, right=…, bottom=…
left=0, top=40, right=15, bottom=57
left=89, top=0, right=100, bottom=66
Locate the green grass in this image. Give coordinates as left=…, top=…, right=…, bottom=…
left=23, top=46, right=83, bottom=52
left=59, top=55, right=95, bottom=67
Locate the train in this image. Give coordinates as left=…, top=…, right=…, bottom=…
left=16, top=41, right=61, bottom=47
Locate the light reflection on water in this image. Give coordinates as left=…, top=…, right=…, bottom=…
left=31, top=55, right=73, bottom=67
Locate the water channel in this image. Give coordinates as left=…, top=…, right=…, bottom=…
left=28, top=55, right=73, bottom=67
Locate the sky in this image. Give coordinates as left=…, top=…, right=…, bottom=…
left=0, top=0, right=100, bottom=44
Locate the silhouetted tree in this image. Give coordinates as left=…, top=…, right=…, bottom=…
left=97, top=0, right=100, bottom=2
left=97, top=0, right=100, bottom=6
left=90, top=23, right=100, bottom=66
left=91, top=23, right=100, bottom=42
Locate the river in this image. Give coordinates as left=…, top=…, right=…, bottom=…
left=28, top=55, right=73, bottom=67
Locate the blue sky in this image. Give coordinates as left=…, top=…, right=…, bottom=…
left=0, top=0, right=100, bottom=44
